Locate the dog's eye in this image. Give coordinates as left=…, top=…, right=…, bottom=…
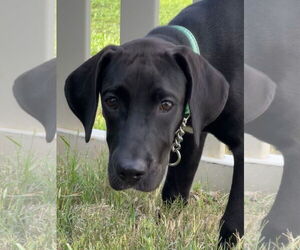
left=105, top=96, right=119, bottom=110
left=159, top=100, right=173, bottom=112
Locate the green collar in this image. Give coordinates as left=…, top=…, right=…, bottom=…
left=170, top=25, right=200, bottom=118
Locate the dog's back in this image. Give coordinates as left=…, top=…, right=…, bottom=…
left=245, top=0, right=300, bottom=145
left=169, top=0, right=243, bottom=84
left=245, top=0, right=300, bottom=86
left=169, top=0, right=244, bottom=131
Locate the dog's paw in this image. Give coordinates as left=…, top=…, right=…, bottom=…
left=218, top=226, right=238, bottom=249
left=218, top=217, right=243, bottom=249
left=162, top=188, right=189, bottom=206
left=259, top=215, right=300, bottom=248
left=161, top=195, right=188, bottom=209
left=259, top=224, right=289, bottom=249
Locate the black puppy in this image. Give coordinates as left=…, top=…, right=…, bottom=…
left=65, top=0, right=243, bottom=247
left=245, top=0, right=300, bottom=245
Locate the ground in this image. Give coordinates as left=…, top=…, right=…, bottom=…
left=57, top=148, right=227, bottom=249
left=1, top=144, right=300, bottom=249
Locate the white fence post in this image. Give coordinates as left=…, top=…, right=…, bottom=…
left=120, top=0, right=160, bottom=44
left=0, top=0, right=55, bottom=132
left=57, top=0, right=91, bottom=131
left=203, top=135, right=226, bottom=158
left=245, top=134, right=271, bottom=158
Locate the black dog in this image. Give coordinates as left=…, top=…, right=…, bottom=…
left=65, top=0, right=243, bottom=247
left=245, top=0, right=300, bottom=245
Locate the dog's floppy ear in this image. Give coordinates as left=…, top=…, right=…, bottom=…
left=171, top=46, right=229, bottom=146
left=244, top=64, right=276, bottom=124
left=65, top=45, right=119, bottom=142
left=13, top=59, right=56, bottom=143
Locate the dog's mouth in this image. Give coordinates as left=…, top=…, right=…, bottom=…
left=108, top=162, right=167, bottom=192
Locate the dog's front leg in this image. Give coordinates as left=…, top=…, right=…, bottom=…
left=260, top=143, right=300, bottom=246
left=218, top=143, right=244, bottom=248
left=162, top=132, right=207, bottom=204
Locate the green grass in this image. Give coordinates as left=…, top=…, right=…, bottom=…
left=56, top=145, right=300, bottom=249
left=244, top=193, right=300, bottom=249
left=90, top=0, right=192, bottom=55
left=90, top=0, right=121, bottom=56
left=0, top=146, right=56, bottom=249
left=2, top=141, right=299, bottom=249
left=94, top=109, right=106, bottom=131
left=91, top=0, right=193, bottom=130
left=57, top=146, right=230, bottom=249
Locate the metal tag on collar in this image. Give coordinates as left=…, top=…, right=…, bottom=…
left=168, top=112, right=190, bottom=167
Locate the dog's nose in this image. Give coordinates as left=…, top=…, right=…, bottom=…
left=116, top=160, right=146, bottom=183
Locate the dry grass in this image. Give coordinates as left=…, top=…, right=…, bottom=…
left=244, top=192, right=300, bottom=249
left=0, top=148, right=56, bottom=249
left=57, top=146, right=300, bottom=249
left=57, top=148, right=232, bottom=249
left=2, top=141, right=299, bottom=249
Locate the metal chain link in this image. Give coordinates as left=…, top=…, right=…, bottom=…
left=168, top=115, right=190, bottom=167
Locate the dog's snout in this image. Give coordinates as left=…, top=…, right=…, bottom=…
left=116, top=160, right=146, bottom=183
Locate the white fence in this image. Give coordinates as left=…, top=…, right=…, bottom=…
left=0, top=0, right=55, bottom=133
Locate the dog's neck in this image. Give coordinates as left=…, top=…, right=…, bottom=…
left=146, top=25, right=194, bottom=49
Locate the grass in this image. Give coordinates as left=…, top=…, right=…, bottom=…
left=1, top=139, right=299, bottom=249
left=56, top=144, right=300, bottom=249
left=94, top=109, right=106, bottom=131
left=244, top=193, right=300, bottom=249
left=90, top=0, right=192, bottom=55
left=0, top=145, right=56, bottom=249
left=91, top=0, right=193, bottom=130
left=57, top=146, right=230, bottom=249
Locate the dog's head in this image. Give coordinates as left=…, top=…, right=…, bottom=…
left=65, top=38, right=229, bottom=191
